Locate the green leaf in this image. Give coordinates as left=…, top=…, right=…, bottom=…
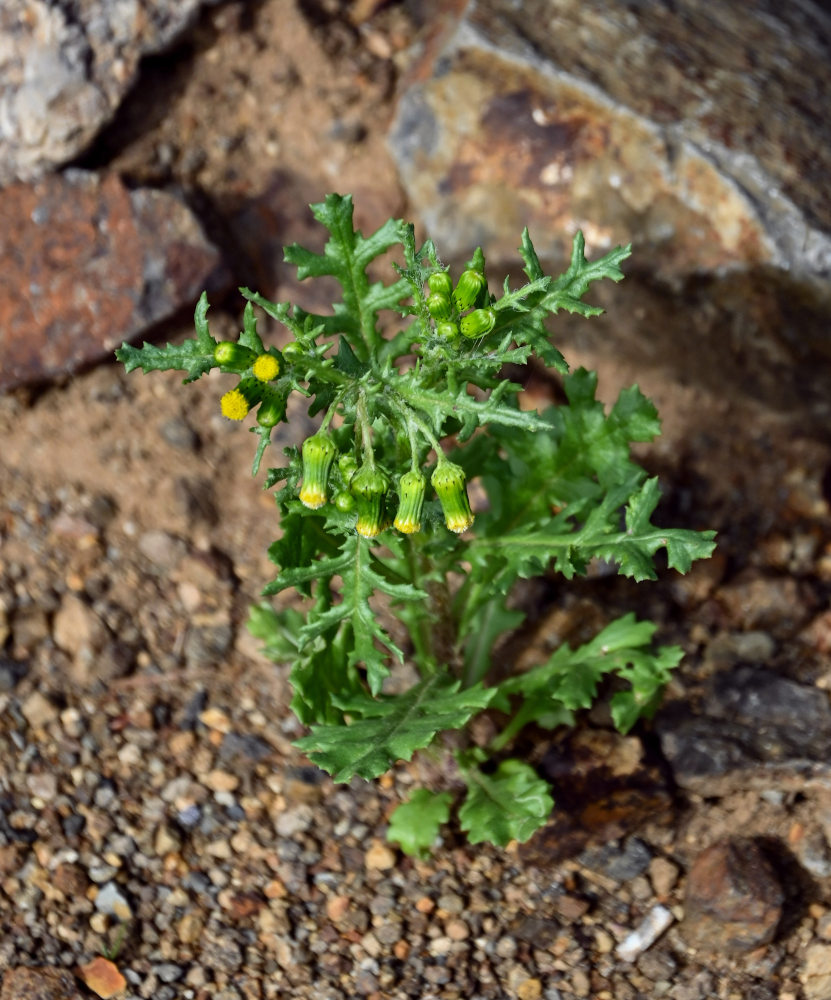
left=387, top=788, right=452, bottom=857
left=458, top=758, right=553, bottom=846
left=295, top=675, right=494, bottom=781
left=266, top=532, right=426, bottom=695
left=494, top=613, right=684, bottom=741
left=283, top=194, right=410, bottom=359
left=239, top=301, right=265, bottom=353
left=458, top=595, right=525, bottom=687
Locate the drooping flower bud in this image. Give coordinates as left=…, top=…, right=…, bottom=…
left=426, top=292, right=452, bottom=320
left=427, top=271, right=453, bottom=298
left=452, top=269, right=487, bottom=312
left=334, top=491, right=356, bottom=513
left=214, top=341, right=257, bottom=371
left=220, top=377, right=261, bottom=421
left=431, top=461, right=474, bottom=534
left=460, top=307, right=496, bottom=339
left=299, top=432, right=337, bottom=510
left=350, top=465, right=389, bottom=539
left=394, top=470, right=426, bottom=534
left=252, top=353, right=280, bottom=382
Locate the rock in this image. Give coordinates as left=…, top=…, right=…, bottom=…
left=389, top=0, right=831, bottom=287
left=0, top=171, right=227, bottom=392
left=94, top=881, right=132, bottom=921
left=615, top=905, right=674, bottom=962
left=76, top=956, right=126, bottom=1000
left=0, top=966, right=81, bottom=1000
left=579, top=837, right=652, bottom=882
left=52, top=593, right=107, bottom=659
left=681, top=838, right=783, bottom=951
left=20, top=690, right=59, bottom=730
left=0, top=1, right=209, bottom=184
left=657, top=666, right=831, bottom=796
left=801, top=943, right=831, bottom=1000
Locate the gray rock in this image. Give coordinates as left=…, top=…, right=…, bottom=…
left=0, top=1, right=209, bottom=184
left=657, top=665, right=831, bottom=795
left=389, top=0, right=831, bottom=287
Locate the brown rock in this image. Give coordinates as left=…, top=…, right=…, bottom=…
left=389, top=0, right=831, bottom=286
left=76, top=957, right=126, bottom=999
left=0, top=171, right=227, bottom=392
left=0, top=966, right=81, bottom=1000
left=682, top=838, right=784, bottom=951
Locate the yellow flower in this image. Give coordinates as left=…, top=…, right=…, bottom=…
left=431, top=461, right=474, bottom=534
left=252, top=353, right=280, bottom=382
left=220, top=387, right=250, bottom=421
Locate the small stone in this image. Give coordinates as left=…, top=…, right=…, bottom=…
left=650, top=856, right=681, bottom=898
left=138, top=531, right=186, bottom=571
left=415, top=896, right=435, bottom=914
left=616, top=905, right=674, bottom=962
left=445, top=917, right=469, bottom=940
left=0, top=966, right=80, bottom=999
left=802, top=943, right=831, bottom=1000
left=53, top=863, right=89, bottom=897
left=27, top=772, right=58, bottom=802
left=516, top=979, right=543, bottom=1000
left=52, top=593, right=105, bottom=658
left=326, top=895, right=350, bottom=921
left=159, top=417, right=199, bottom=451
left=203, top=770, right=239, bottom=793
left=94, top=881, right=132, bottom=920
left=21, top=690, right=58, bottom=729
left=681, top=838, right=783, bottom=951
left=77, top=956, right=127, bottom=999
left=364, top=841, right=396, bottom=871
left=580, top=837, right=652, bottom=882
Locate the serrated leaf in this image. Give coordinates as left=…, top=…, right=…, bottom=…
left=387, top=788, right=452, bottom=858
left=295, top=675, right=494, bottom=781
left=115, top=338, right=216, bottom=383
left=458, top=758, right=553, bottom=846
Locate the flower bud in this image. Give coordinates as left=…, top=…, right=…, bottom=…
left=334, top=491, right=355, bottom=513
left=452, top=269, right=487, bottom=312
left=338, top=453, right=358, bottom=482
left=431, top=461, right=474, bottom=534
left=256, top=388, right=285, bottom=428
left=220, top=377, right=261, bottom=421
left=460, top=307, right=496, bottom=339
left=282, top=341, right=304, bottom=363
left=394, top=470, right=426, bottom=534
left=252, top=353, right=280, bottom=382
left=427, top=271, right=453, bottom=298
left=350, top=465, right=389, bottom=539
left=436, top=321, right=460, bottom=341
left=426, top=292, right=452, bottom=320
left=299, top=432, right=337, bottom=510
left=214, top=341, right=257, bottom=371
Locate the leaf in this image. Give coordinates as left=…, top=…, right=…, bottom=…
left=283, top=194, right=411, bottom=358
left=458, top=758, right=553, bottom=846
left=458, top=595, right=525, bottom=687
left=494, top=613, right=685, bottom=741
left=295, top=675, right=495, bottom=781
left=115, top=292, right=219, bottom=383
left=387, top=788, right=452, bottom=857
left=266, top=532, right=426, bottom=695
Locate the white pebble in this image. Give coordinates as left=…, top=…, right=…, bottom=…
left=615, top=904, right=674, bottom=962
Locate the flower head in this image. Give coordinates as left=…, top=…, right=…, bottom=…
left=299, top=432, right=337, bottom=509
left=351, top=465, right=390, bottom=539
left=394, top=470, right=426, bottom=534
left=431, top=460, right=474, bottom=534
left=252, top=353, right=280, bottom=382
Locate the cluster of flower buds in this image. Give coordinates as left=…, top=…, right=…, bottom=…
left=424, top=261, right=496, bottom=343
left=297, top=433, right=474, bottom=537
left=216, top=342, right=283, bottom=427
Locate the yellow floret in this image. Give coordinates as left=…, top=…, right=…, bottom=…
left=252, top=354, right=280, bottom=382
left=220, top=388, right=250, bottom=421
left=299, top=484, right=327, bottom=510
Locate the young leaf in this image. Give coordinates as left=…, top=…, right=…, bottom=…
left=295, top=675, right=494, bottom=782
left=387, top=788, right=452, bottom=858
left=458, top=758, right=553, bottom=846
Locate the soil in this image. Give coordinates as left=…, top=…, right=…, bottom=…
left=2, top=2, right=831, bottom=998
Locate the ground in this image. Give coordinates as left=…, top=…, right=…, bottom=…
left=1, top=2, right=830, bottom=998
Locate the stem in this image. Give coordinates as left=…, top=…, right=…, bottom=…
left=355, top=390, right=375, bottom=467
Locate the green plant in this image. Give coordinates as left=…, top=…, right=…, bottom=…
left=117, top=194, right=715, bottom=855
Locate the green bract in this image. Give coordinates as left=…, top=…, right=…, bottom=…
left=115, top=193, right=716, bottom=853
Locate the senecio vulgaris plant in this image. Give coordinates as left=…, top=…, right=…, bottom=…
left=117, top=194, right=715, bottom=856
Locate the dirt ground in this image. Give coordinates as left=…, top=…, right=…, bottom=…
left=2, top=2, right=831, bottom=998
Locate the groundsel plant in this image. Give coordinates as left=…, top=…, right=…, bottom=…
left=117, top=195, right=715, bottom=854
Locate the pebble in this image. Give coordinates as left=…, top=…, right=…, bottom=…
left=94, top=881, right=132, bottom=920
left=0, top=966, right=80, bottom=999
left=681, top=838, right=783, bottom=951
left=20, top=690, right=58, bottom=729
left=77, top=956, right=126, bottom=999
left=616, top=905, right=674, bottom=962
left=649, top=856, right=681, bottom=898
left=364, top=841, right=396, bottom=871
